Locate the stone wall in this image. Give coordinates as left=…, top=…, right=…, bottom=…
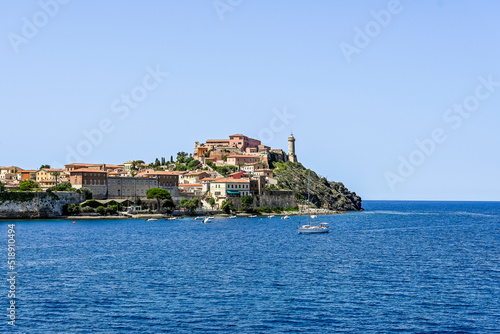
left=227, top=190, right=296, bottom=210
left=0, top=191, right=84, bottom=219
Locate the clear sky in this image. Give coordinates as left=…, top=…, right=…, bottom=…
left=1, top=0, right=499, bottom=201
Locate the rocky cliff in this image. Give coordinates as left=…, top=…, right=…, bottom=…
left=0, top=191, right=84, bottom=219
left=273, top=162, right=362, bottom=211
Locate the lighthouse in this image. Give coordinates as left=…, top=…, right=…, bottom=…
left=288, top=133, right=297, bottom=162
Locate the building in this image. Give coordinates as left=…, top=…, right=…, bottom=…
left=183, top=171, right=210, bottom=184
left=143, top=171, right=179, bottom=188
left=240, top=162, right=266, bottom=174
left=250, top=175, right=266, bottom=196
left=228, top=134, right=261, bottom=152
left=288, top=133, right=297, bottom=162
left=64, top=163, right=102, bottom=172
left=36, top=169, right=66, bottom=183
left=226, top=155, right=261, bottom=166
left=20, top=170, right=37, bottom=181
left=209, top=177, right=251, bottom=204
left=254, top=169, right=274, bottom=178
left=107, top=177, right=158, bottom=199
left=0, top=166, right=22, bottom=180
left=69, top=169, right=108, bottom=199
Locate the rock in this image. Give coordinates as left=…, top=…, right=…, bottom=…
left=273, top=162, right=362, bottom=211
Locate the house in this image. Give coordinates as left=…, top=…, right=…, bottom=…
left=240, top=162, right=266, bottom=174
left=69, top=168, right=108, bottom=199
left=250, top=175, right=266, bottom=196
left=226, top=155, right=261, bottom=166
left=64, top=163, right=101, bottom=172
left=183, top=171, right=210, bottom=184
left=36, top=169, right=66, bottom=183
left=254, top=169, right=274, bottom=178
left=228, top=171, right=246, bottom=179
left=0, top=166, right=22, bottom=180
left=38, top=179, right=57, bottom=189
left=228, top=134, right=261, bottom=152
left=20, top=170, right=38, bottom=181
left=178, top=183, right=202, bottom=194
left=209, top=177, right=250, bottom=204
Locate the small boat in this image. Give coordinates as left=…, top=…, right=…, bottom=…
left=202, top=217, right=214, bottom=223
left=297, top=223, right=329, bottom=234
left=298, top=170, right=329, bottom=234
left=193, top=216, right=203, bottom=220
left=269, top=215, right=275, bottom=219
left=281, top=215, right=290, bottom=220
left=146, top=218, right=158, bottom=222
left=248, top=215, right=258, bottom=218
left=165, top=217, right=177, bottom=221
left=228, top=215, right=237, bottom=219
left=310, top=215, right=317, bottom=219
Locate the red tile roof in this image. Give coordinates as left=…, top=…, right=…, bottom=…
left=69, top=169, right=107, bottom=174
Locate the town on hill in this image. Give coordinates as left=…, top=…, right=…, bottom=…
left=1, top=133, right=362, bottom=217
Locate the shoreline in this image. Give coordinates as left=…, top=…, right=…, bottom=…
left=0, top=210, right=348, bottom=221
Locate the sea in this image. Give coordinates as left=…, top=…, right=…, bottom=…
left=1, top=200, right=500, bottom=333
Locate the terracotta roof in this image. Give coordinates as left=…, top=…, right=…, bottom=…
left=40, top=169, right=65, bottom=172
left=70, top=169, right=107, bottom=174
left=212, top=177, right=249, bottom=183
left=147, top=171, right=182, bottom=176
left=227, top=154, right=260, bottom=158
left=65, top=163, right=100, bottom=167
left=178, top=183, right=202, bottom=187
left=21, top=170, right=38, bottom=173
left=229, top=134, right=246, bottom=137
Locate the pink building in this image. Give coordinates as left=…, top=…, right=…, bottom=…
left=226, top=155, right=261, bottom=166
left=229, top=134, right=261, bottom=152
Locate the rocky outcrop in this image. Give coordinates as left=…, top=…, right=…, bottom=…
left=273, top=162, right=362, bottom=211
left=0, top=191, right=84, bottom=219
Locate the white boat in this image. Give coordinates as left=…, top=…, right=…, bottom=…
left=228, top=215, right=237, bottom=219
left=193, top=216, right=203, bottom=220
left=298, top=170, right=329, bottom=234
left=202, top=217, right=214, bottom=223
left=281, top=215, right=290, bottom=220
left=248, top=215, right=258, bottom=218
left=269, top=215, right=275, bottom=219
left=146, top=218, right=158, bottom=222
left=310, top=215, right=317, bottom=219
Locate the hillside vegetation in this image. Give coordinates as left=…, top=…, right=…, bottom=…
left=273, top=162, right=362, bottom=211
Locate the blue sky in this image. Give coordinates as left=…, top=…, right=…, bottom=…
left=1, top=0, right=499, bottom=201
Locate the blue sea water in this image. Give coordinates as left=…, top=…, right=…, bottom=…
left=1, top=201, right=500, bottom=333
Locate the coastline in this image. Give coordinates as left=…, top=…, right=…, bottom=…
left=0, top=209, right=347, bottom=221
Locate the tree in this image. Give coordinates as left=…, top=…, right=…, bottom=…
left=19, top=180, right=39, bottom=191
left=161, top=157, right=166, bottom=165
left=52, top=182, right=74, bottom=191
left=180, top=198, right=199, bottom=213
left=221, top=200, right=234, bottom=214
left=0, top=182, right=5, bottom=192
left=146, top=188, right=173, bottom=212
left=170, top=155, right=174, bottom=163
left=51, top=171, right=61, bottom=186
left=67, top=204, right=80, bottom=214
left=40, top=164, right=50, bottom=169
left=241, top=195, right=254, bottom=209
left=77, top=187, right=93, bottom=200
left=155, top=158, right=160, bottom=167
left=208, top=198, right=216, bottom=209
left=176, top=152, right=188, bottom=163
left=96, top=206, right=106, bottom=215
left=187, top=159, right=200, bottom=170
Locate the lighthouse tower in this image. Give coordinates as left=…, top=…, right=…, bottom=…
left=288, top=133, right=297, bottom=162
